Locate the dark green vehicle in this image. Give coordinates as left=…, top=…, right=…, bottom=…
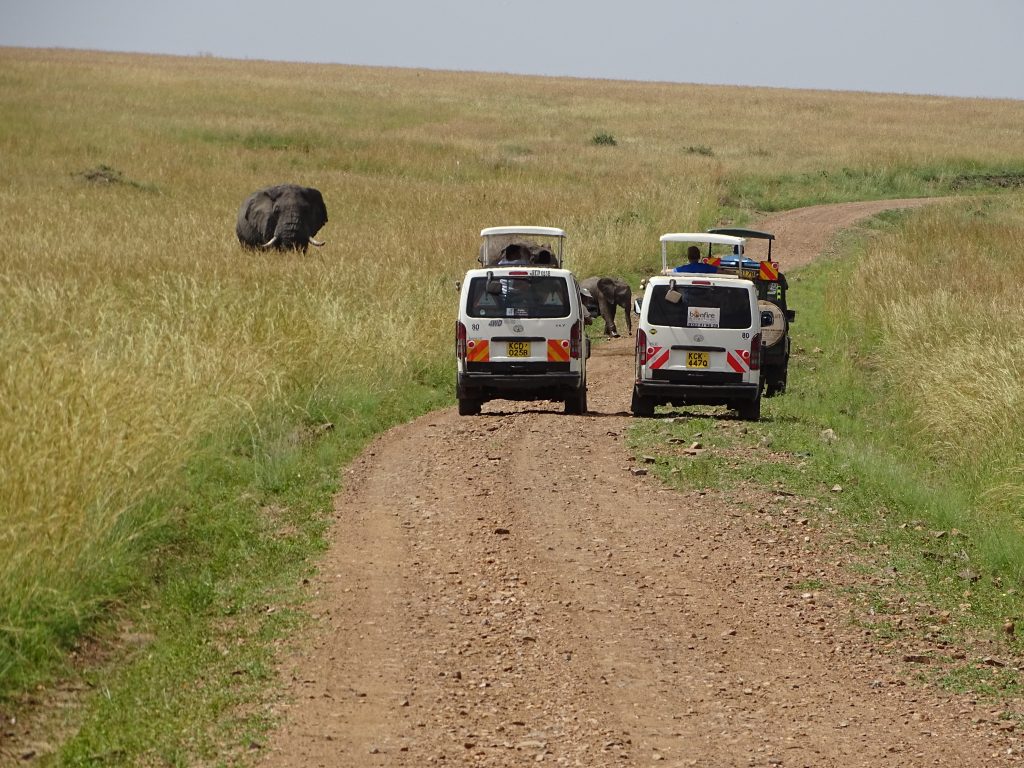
left=706, top=228, right=795, bottom=396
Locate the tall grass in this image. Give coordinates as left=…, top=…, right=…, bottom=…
left=846, top=198, right=1024, bottom=522
left=1, top=47, right=1023, bottom=707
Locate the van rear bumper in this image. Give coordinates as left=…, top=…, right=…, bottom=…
left=635, top=380, right=759, bottom=405
left=459, top=371, right=583, bottom=400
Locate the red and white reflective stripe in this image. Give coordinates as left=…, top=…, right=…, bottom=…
left=647, top=346, right=670, bottom=369
left=467, top=339, right=490, bottom=363
left=759, top=261, right=780, bottom=281
left=726, top=349, right=750, bottom=373
left=547, top=339, right=570, bottom=362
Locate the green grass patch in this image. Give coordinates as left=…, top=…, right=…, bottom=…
left=722, top=161, right=1024, bottom=212
left=941, top=664, right=1024, bottom=699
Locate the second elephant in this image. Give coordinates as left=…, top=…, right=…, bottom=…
left=580, top=276, right=632, bottom=338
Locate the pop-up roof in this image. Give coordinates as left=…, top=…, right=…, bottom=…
left=479, top=226, right=566, bottom=268
left=658, top=232, right=746, bottom=273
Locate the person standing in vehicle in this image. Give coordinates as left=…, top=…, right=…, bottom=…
left=673, top=245, right=718, bottom=273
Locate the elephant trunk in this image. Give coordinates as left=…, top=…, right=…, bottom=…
left=272, top=215, right=308, bottom=250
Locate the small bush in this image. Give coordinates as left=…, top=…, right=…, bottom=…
left=591, top=132, right=617, bottom=146
left=685, top=145, right=714, bottom=156
left=950, top=171, right=1024, bottom=190
left=77, top=164, right=124, bottom=184
left=74, top=165, right=156, bottom=192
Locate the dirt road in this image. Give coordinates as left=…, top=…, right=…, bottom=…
left=261, top=198, right=1020, bottom=767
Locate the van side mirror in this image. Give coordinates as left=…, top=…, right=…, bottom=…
left=760, top=310, right=775, bottom=327
left=786, top=309, right=796, bottom=322
left=633, top=299, right=642, bottom=315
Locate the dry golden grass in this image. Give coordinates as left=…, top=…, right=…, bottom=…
left=1, top=47, right=1024, bottom=686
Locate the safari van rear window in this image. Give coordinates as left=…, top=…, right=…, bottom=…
left=647, top=285, right=752, bottom=329
left=467, top=276, right=570, bottom=319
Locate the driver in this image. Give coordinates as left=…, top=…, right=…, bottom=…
left=673, top=245, right=718, bottom=273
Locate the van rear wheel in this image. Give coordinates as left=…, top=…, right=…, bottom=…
left=458, top=397, right=482, bottom=416
left=564, top=386, right=587, bottom=415
left=631, top=388, right=655, bottom=418
left=762, top=366, right=787, bottom=397
left=736, top=395, right=761, bottom=422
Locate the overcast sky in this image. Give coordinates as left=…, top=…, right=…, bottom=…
left=3, top=0, right=1023, bottom=100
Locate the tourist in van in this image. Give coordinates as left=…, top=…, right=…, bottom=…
left=673, top=245, right=717, bottom=273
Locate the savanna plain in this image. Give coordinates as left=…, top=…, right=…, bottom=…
left=1, top=47, right=1024, bottom=764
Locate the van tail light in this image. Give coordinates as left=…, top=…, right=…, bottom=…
left=456, top=321, right=467, bottom=360
left=637, top=328, right=648, bottom=365
left=749, top=332, right=762, bottom=371
left=570, top=319, right=582, bottom=359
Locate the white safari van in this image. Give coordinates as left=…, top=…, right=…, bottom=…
left=456, top=226, right=589, bottom=415
left=632, top=233, right=763, bottom=420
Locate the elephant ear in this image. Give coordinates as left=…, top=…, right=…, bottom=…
left=614, top=278, right=631, bottom=302
left=236, top=190, right=275, bottom=247
left=304, top=187, right=328, bottom=233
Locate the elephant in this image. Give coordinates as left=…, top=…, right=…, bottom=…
left=580, top=276, right=632, bottom=337
left=235, top=184, right=328, bottom=252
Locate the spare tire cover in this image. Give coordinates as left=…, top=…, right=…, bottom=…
left=758, top=300, right=787, bottom=347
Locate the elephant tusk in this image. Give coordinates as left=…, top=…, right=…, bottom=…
left=260, top=235, right=278, bottom=249
left=308, top=237, right=325, bottom=247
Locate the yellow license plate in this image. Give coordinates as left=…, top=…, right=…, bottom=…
left=507, top=341, right=531, bottom=358
left=686, top=351, right=709, bottom=368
